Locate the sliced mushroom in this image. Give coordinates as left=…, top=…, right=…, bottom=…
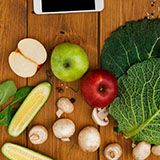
left=92, top=107, right=109, bottom=126
left=152, top=145, right=160, bottom=156
left=52, top=118, right=75, bottom=142
left=104, top=143, right=122, bottom=160
left=56, top=97, right=74, bottom=118
left=29, top=125, right=48, bottom=145
left=78, top=126, right=101, bottom=152
left=132, top=141, right=151, bottom=160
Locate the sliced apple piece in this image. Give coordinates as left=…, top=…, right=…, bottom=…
left=8, top=38, right=47, bottom=78
left=18, top=38, right=47, bottom=64
left=9, top=52, right=37, bottom=78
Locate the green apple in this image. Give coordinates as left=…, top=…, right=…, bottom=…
left=50, top=43, right=89, bottom=82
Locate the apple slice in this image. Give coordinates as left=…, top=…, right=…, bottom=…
left=9, top=52, right=37, bottom=78
left=18, top=38, right=47, bottom=65
left=8, top=38, right=47, bottom=78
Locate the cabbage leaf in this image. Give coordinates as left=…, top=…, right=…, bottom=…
left=101, top=19, right=160, bottom=78
left=109, top=58, right=160, bottom=144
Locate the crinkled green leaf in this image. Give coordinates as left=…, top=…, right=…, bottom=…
left=109, top=58, right=160, bottom=145
left=101, top=18, right=160, bottom=78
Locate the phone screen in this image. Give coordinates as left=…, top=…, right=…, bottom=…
left=42, top=0, right=95, bottom=12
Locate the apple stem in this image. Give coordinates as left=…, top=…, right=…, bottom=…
left=63, top=63, right=70, bottom=68
left=66, top=85, right=80, bottom=93
left=98, top=86, right=106, bottom=93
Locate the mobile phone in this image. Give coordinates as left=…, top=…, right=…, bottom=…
left=33, top=0, right=104, bottom=15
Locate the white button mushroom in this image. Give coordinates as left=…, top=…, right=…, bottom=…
left=78, top=126, right=101, bottom=152
left=29, top=125, right=48, bottom=145
left=52, top=118, right=75, bottom=142
left=132, top=141, right=151, bottom=160
left=104, top=143, right=122, bottom=160
left=56, top=97, right=74, bottom=118
left=92, top=107, right=109, bottom=126
left=152, top=145, right=160, bottom=156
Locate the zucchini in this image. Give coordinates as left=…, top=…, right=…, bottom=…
left=1, top=143, right=54, bottom=160
left=8, top=82, right=52, bottom=137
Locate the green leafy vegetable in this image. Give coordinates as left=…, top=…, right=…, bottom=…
left=0, top=105, right=11, bottom=126
left=10, top=107, right=18, bottom=121
left=10, top=86, right=33, bottom=105
left=0, top=80, right=17, bottom=105
left=0, top=86, right=32, bottom=126
left=109, top=58, right=160, bottom=145
left=101, top=18, right=160, bottom=78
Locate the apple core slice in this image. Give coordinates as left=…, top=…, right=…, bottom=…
left=18, top=38, right=47, bottom=64
left=9, top=52, right=37, bottom=78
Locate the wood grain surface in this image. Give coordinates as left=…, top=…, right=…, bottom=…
left=0, top=0, right=159, bottom=160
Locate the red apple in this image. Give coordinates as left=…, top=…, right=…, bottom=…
left=80, top=69, right=118, bottom=108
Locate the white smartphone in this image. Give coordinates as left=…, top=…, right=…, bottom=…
left=33, top=0, right=104, bottom=15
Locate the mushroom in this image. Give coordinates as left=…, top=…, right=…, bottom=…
left=152, top=145, right=160, bottom=156
left=78, top=126, right=101, bottom=152
left=132, top=141, right=151, bottom=160
left=92, top=107, right=109, bottom=126
left=52, top=118, right=75, bottom=142
left=56, top=97, right=74, bottom=118
left=104, top=143, right=122, bottom=160
left=29, top=125, right=48, bottom=145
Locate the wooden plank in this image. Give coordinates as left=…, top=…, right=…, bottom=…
left=27, top=1, right=99, bottom=160
left=99, top=0, right=159, bottom=160
left=0, top=0, right=27, bottom=159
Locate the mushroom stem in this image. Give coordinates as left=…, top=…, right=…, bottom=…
left=92, top=107, right=109, bottom=126
left=56, top=109, right=64, bottom=118
left=97, top=107, right=108, bottom=121
left=61, top=138, right=70, bottom=142
left=110, top=151, right=115, bottom=158
left=104, top=143, right=122, bottom=160
left=30, top=134, right=40, bottom=141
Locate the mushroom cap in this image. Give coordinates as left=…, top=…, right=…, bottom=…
left=152, top=145, right=160, bottom=156
left=78, top=126, right=101, bottom=152
left=57, top=97, right=74, bottom=113
left=104, top=143, right=122, bottom=160
left=52, top=118, right=75, bottom=141
left=29, top=125, right=48, bottom=145
left=132, top=142, right=151, bottom=160
left=92, top=107, right=109, bottom=126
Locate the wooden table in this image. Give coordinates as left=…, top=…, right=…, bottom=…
left=0, top=0, right=159, bottom=159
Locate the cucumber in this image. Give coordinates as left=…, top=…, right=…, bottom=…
left=1, top=143, right=54, bottom=160
left=8, top=82, right=52, bottom=137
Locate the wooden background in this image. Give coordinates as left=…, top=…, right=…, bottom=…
left=0, top=0, right=159, bottom=159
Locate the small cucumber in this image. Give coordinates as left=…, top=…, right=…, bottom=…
left=1, top=143, right=54, bottom=160
left=8, top=82, right=52, bottom=137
